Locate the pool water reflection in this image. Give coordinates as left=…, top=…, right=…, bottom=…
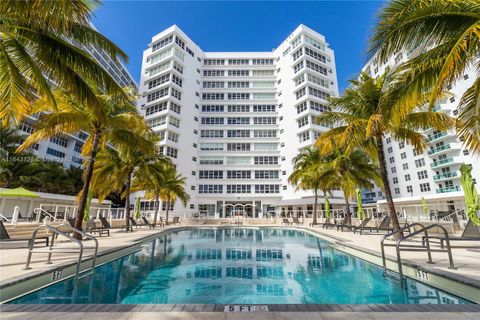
left=10, top=228, right=472, bottom=304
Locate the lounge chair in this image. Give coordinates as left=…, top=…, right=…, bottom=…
left=423, top=219, right=480, bottom=248
left=129, top=217, right=141, bottom=229
left=336, top=217, right=371, bottom=233
left=141, top=216, right=155, bottom=229
left=0, top=220, right=49, bottom=247
left=292, top=217, right=301, bottom=225
left=171, top=216, right=180, bottom=225
left=86, top=218, right=110, bottom=237
left=360, top=216, right=393, bottom=234
left=323, top=217, right=347, bottom=230
left=158, top=217, right=165, bottom=227
left=281, top=218, right=291, bottom=225
left=352, top=217, right=373, bottom=234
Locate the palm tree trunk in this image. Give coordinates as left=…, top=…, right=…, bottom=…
left=74, top=131, right=101, bottom=240
left=343, top=193, right=351, bottom=225
left=375, top=136, right=401, bottom=233
left=125, top=170, right=133, bottom=232
left=165, top=198, right=170, bottom=225
left=313, top=188, right=318, bottom=225
left=153, top=193, right=160, bottom=228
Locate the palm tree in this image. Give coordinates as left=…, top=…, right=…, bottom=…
left=91, top=133, right=160, bottom=232
left=319, top=148, right=381, bottom=224
left=17, top=89, right=149, bottom=236
left=289, top=147, right=334, bottom=225
left=131, top=157, right=171, bottom=228
left=159, top=166, right=190, bottom=225
left=369, top=0, right=480, bottom=154
left=0, top=0, right=129, bottom=126
left=316, top=72, right=453, bottom=231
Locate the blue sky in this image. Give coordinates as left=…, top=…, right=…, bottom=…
left=93, top=1, right=385, bottom=93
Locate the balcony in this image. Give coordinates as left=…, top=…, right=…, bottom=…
left=433, top=171, right=459, bottom=181
left=426, top=131, right=447, bottom=142
left=436, top=186, right=461, bottom=194
left=427, top=143, right=460, bottom=156
left=430, top=157, right=454, bottom=168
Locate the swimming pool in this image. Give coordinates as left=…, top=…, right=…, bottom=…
left=9, top=227, right=472, bottom=304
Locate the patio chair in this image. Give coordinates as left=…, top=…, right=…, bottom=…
left=336, top=217, right=371, bottom=233
left=96, top=216, right=115, bottom=235
left=141, top=216, right=155, bottom=229
left=86, top=218, right=110, bottom=237
left=423, top=219, right=480, bottom=248
left=360, top=216, right=393, bottom=234
left=292, top=217, right=301, bottom=225
left=171, top=216, right=180, bottom=225
left=158, top=217, right=165, bottom=227
left=0, top=220, right=49, bottom=247
left=129, top=216, right=141, bottom=229
left=281, top=218, right=291, bottom=225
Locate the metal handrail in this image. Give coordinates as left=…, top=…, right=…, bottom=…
left=381, top=223, right=455, bottom=287
left=0, top=213, right=9, bottom=222
left=24, top=224, right=99, bottom=287
left=34, top=208, right=56, bottom=223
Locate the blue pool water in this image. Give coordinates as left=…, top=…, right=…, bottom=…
left=9, top=228, right=472, bottom=304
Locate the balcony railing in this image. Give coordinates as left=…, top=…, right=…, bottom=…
left=433, top=171, right=458, bottom=181
left=428, top=144, right=451, bottom=155
left=436, top=186, right=461, bottom=193
left=427, top=131, right=447, bottom=142
left=430, top=157, right=454, bottom=168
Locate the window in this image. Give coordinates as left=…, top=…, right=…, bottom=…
left=402, top=163, right=409, bottom=170
left=306, top=60, right=328, bottom=75
left=297, top=116, right=309, bottom=128
left=170, top=88, right=182, bottom=100
left=252, top=70, right=274, bottom=77
left=146, top=101, right=168, bottom=116
left=227, top=143, right=250, bottom=151
left=49, top=136, right=68, bottom=148
left=308, top=86, right=330, bottom=100
left=46, top=148, right=65, bottom=158
left=147, top=73, right=170, bottom=89
left=199, top=170, right=223, bottom=179
left=255, top=170, right=279, bottom=179
left=226, top=157, right=250, bottom=165
left=201, top=117, right=224, bottom=125
left=304, top=47, right=326, bottom=63
left=253, top=105, right=275, bottom=112
left=227, top=171, right=251, bottom=179
left=166, top=147, right=178, bottom=158
left=253, top=130, right=276, bottom=138
left=74, top=142, right=83, bottom=153
left=298, top=131, right=310, bottom=142
left=203, top=70, right=224, bottom=77
left=228, top=59, right=249, bottom=65
left=296, top=101, right=307, bottom=114
left=228, top=105, right=250, bottom=112
left=417, top=170, right=428, bottom=180
left=203, top=81, right=224, bottom=88
left=387, top=147, right=393, bottom=153
left=393, top=177, right=398, bottom=184
left=406, top=186, right=413, bottom=193
left=389, top=157, right=395, bottom=163
left=386, top=137, right=391, bottom=144
left=294, top=74, right=305, bottom=86
left=415, top=158, right=426, bottom=168
left=228, top=81, right=249, bottom=88
left=307, top=73, right=329, bottom=89
left=228, top=93, right=250, bottom=100
left=394, top=188, right=400, bottom=195
left=202, top=105, right=224, bottom=112
left=254, top=156, right=278, bottom=165
left=255, top=185, right=280, bottom=194
left=228, top=70, right=249, bottom=77
left=292, top=48, right=303, bottom=61
left=391, top=167, right=396, bottom=174
left=173, top=62, right=183, bottom=74
left=169, top=102, right=181, bottom=114
left=147, top=87, right=168, bottom=102
left=400, top=152, right=407, bottom=159
left=201, top=130, right=224, bottom=138
left=167, top=131, right=178, bottom=142
left=168, top=116, right=180, bottom=127
left=227, top=130, right=250, bottom=138
left=252, top=81, right=275, bottom=88
left=253, top=93, right=275, bottom=100
left=227, top=185, right=251, bottom=194
left=202, top=93, right=224, bottom=100
left=420, top=183, right=431, bottom=192
left=171, top=74, right=182, bottom=87
left=203, top=59, right=225, bottom=66
left=199, top=185, right=223, bottom=194
left=200, top=143, right=224, bottom=151
left=310, top=101, right=330, bottom=113
left=152, top=35, right=173, bottom=52
left=252, top=59, right=274, bottom=65
left=405, top=174, right=411, bottom=181
left=399, top=141, right=405, bottom=149
left=304, top=35, right=325, bottom=51
left=296, top=87, right=306, bottom=99
left=254, top=143, right=277, bottom=151
left=175, top=36, right=185, bottom=49
left=253, top=117, right=276, bottom=125
left=293, top=61, right=304, bottom=73
left=20, top=121, right=35, bottom=134
left=147, top=115, right=167, bottom=128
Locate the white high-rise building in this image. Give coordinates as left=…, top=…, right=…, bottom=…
left=360, top=50, right=480, bottom=207
left=137, top=24, right=342, bottom=217
left=17, top=40, right=136, bottom=169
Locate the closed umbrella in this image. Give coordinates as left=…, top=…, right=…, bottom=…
left=356, top=189, right=365, bottom=221
left=83, top=189, right=93, bottom=222
left=421, top=197, right=429, bottom=216
left=135, top=197, right=141, bottom=219
left=460, top=164, right=480, bottom=225
left=324, top=196, right=331, bottom=220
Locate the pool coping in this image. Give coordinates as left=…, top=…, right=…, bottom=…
left=1, top=225, right=479, bottom=305
left=1, top=303, right=480, bottom=313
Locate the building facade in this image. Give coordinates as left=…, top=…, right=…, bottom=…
left=361, top=50, right=480, bottom=208
left=137, top=24, right=341, bottom=217
left=17, top=38, right=136, bottom=169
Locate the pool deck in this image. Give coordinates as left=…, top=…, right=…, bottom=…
left=1, top=220, right=479, bottom=318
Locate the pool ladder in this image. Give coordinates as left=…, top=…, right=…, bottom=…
left=25, top=223, right=99, bottom=287
left=380, top=223, right=455, bottom=287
